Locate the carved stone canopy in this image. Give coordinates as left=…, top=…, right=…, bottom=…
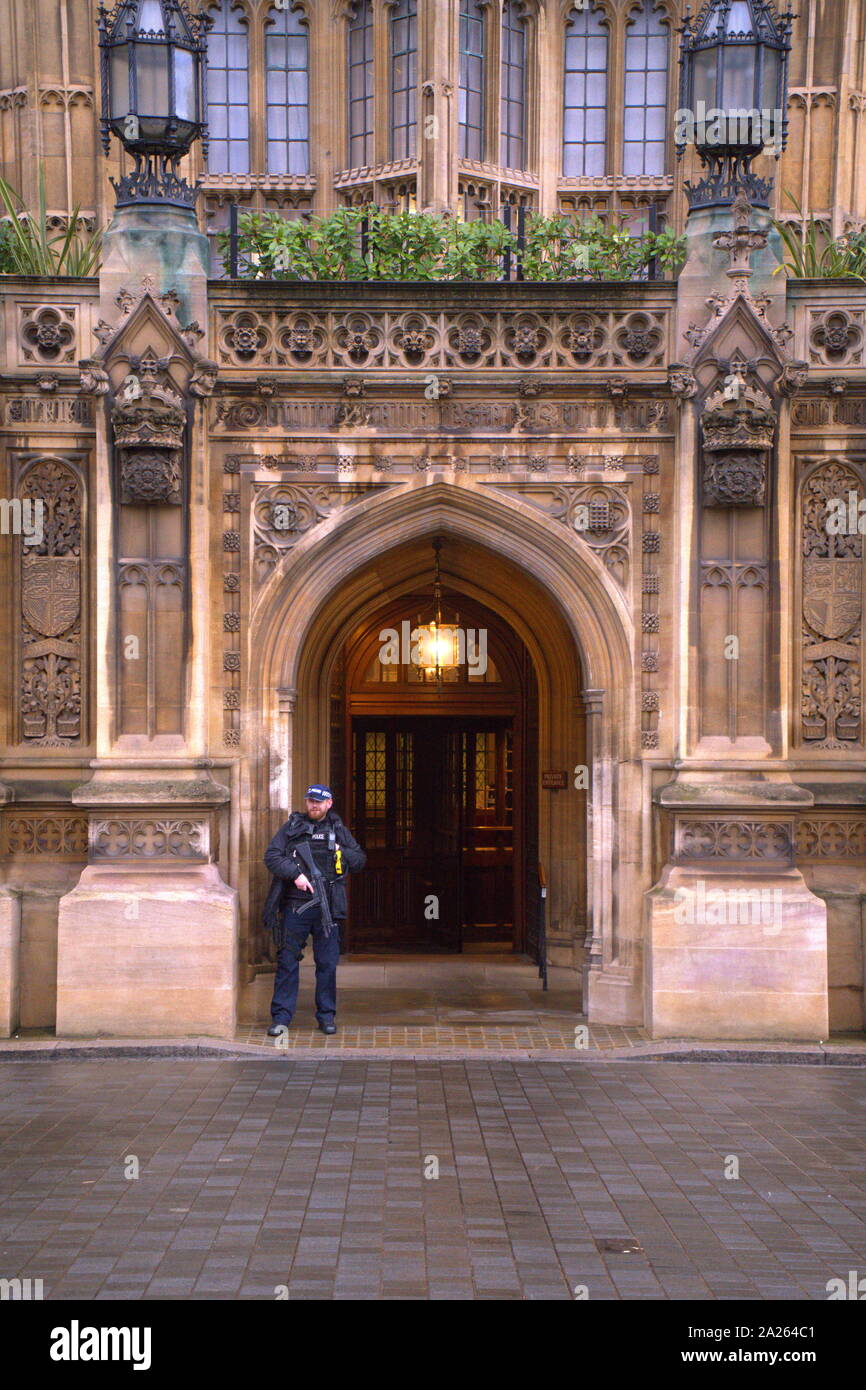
left=700, top=379, right=775, bottom=507
left=111, top=354, right=186, bottom=506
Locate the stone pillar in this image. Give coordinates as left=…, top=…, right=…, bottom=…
left=0, top=887, right=21, bottom=1037
left=56, top=769, right=237, bottom=1038
left=581, top=688, right=605, bottom=995
left=645, top=777, right=829, bottom=1040
left=99, top=203, right=209, bottom=332
left=55, top=188, right=237, bottom=1039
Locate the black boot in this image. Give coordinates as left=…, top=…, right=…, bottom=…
left=267, top=1021, right=289, bottom=1037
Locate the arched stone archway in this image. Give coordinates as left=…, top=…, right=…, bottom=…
left=242, top=480, right=645, bottom=1025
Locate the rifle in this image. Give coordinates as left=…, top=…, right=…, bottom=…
left=292, top=836, right=336, bottom=939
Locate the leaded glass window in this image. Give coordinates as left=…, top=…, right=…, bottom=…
left=265, top=2, right=310, bottom=176
left=390, top=0, right=417, bottom=160
left=205, top=1, right=250, bottom=174
left=459, top=0, right=485, bottom=161
left=562, top=2, right=608, bottom=178
left=500, top=0, right=526, bottom=169
left=348, top=0, right=374, bottom=167
left=623, top=2, right=669, bottom=176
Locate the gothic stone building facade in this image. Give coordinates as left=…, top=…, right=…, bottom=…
left=2, top=0, right=866, bottom=1039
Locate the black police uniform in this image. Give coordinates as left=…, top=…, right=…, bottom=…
left=262, top=806, right=365, bottom=1028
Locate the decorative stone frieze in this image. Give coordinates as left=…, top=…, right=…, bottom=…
left=676, top=819, right=794, bottom=863
left=214, top=305, right=670, bottom=372
left=3, top=814, right=89, bottom=857
left=89, top=819, right=210, bottom=862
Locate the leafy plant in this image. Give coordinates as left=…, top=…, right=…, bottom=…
left=773, top=194, right=866, bottom=280
left=520, top=213, right=685, bottom=282
left=0, top=169, right=102, bottom=276
left=220, top=204, right=685, bottom=284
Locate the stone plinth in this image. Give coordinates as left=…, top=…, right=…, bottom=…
left=100, top=203, right=209, bottom=329
left=0, top=888, right=21, bottom=1036
left=56, top=864, right=237, bottom=1039
left=645, top=865, right=829, bottom=1040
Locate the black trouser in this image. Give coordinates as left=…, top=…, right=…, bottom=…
left=270, top=904, right=340, bottom=1026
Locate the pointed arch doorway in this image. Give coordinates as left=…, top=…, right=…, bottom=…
left=249, top=487, right=636, bottom=1007
left=331, top=587, right=539, bottom=953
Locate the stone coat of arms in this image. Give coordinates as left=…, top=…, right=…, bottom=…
left=22, top=554, right=80, bottom=637
left=803, top=558, right=861, bottom=640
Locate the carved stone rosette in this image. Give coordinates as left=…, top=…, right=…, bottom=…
left=700, top=382, right=775, bottom=507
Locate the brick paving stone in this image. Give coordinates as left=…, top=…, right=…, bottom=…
left=1, top=1058, right=866, bottom=1300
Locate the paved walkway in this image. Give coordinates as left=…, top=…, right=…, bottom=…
left=5, top=953, right=865, bottom=1060
left=1, top=1057, right=864, bottom=1299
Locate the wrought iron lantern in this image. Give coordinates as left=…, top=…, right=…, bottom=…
left=677, top=0, right=795, bottom=209
left=98, top=0, right=208, bottom=208
left=416, top=539, right=459, bottom=684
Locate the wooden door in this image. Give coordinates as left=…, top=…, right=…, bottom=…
left=350, top=719, right=462, bottom=951
left=348, top=716, right=515, bottom=952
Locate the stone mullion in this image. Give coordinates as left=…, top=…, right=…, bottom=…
left=607, top=4, right=625, bottom=214
left=418, top=0, right=457, bottom=214
left=373, top=0, right=391, bottom=170
left=309, top=0, right=338, bottom=213
left=486, top=0, right=501, bottom=176
left=248, top=3, right=267, bottom=185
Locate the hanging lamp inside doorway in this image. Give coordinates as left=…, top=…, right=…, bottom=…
left=416, top=538, right=459, bottom=684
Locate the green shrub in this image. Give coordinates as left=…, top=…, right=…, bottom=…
left=219, top=204, right=685, bottom=283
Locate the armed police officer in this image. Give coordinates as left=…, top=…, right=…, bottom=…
left=262, top=784, right=366, bottom=1036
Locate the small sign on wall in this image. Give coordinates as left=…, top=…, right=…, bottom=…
left=541, top=771, right=568, bottom=790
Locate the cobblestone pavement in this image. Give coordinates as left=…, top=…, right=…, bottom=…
left=1, top=1059, right=865, bottom=1300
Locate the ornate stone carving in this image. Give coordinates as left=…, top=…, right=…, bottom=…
left=795, top=817, right=866, bottom=858
left=668, top=364, right=698, bottom=399
left=112, top=354, right=186, bottom=505
left=212, top=395, right=672, bottom=435
left=213, top=305, right=672, bottom=373
left=809, top=309, right=865, bottom=366
left=78, top=358, right=110, bottom=396
left=778, top=360, right=809, bottom=396
left=20, top=304, right=77, bottom=365
left=90, top=819, right=209, bottom=861
left=483, top=482, right=631, bottom=587
left=800, top=461, right=863, bottom=747
left=189, top=358, right=218, bottom=397
left=703, top=454, right=767, bottom=507
left=3, top=814, right=89, bottom=856
left=677, top=820, right=794, bottom=862
left=252, top=482, right=393, bottom=584
left=701, top=379, right=774, bottom=507
left=18, top=458, right=84, bottom=745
